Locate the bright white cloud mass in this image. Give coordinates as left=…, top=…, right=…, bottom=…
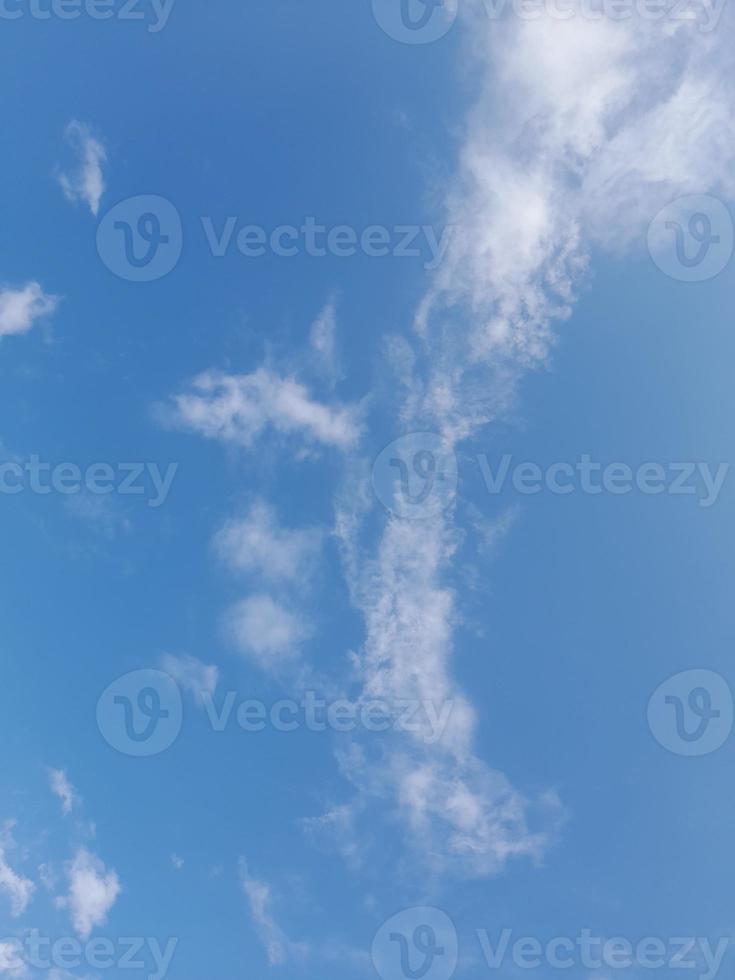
left=225, top=594, right=308, bottom=669
left=0, top=940, right=27, bottom=979
left=56, top=848, right=121, bottom=940
left=0, top=282, right=58, bottom=338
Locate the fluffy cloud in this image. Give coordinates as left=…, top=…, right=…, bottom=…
left=0, top=848, right=34, bottom=918
left=160, top=653, right=219, bottom=706
left=214, top=501, right=322, bottom=583
left=213, top=503, right=322, bottom=678
left=0, top=282, right=59, bottom=338
left=57, top=120, right=106, bottom=216
left=57, top=848, right=120, bottom=939
left=48, top=769, right=77, bottom=816
left=0, top=941, right=27, bottom=979
left=225, top=595, right=307, bottom=670
left=167, top=368, right=361, bottom=450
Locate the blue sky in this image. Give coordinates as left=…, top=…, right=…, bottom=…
left=1, top=2, right=735, bottom=980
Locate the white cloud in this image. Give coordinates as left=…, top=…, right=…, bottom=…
left=0, top=941, right=27, bottom=979
left=309, top=298, right=341, bottom=383
left=225, top=595, right=307, bottom=671
left=417, top=12, right=735, bottom=397
left=0, top=282, right=59, bottom=338
left=170, top=854, right=184, bottom=871
left=167, top=367, right=361, bottom=450
left=301, top=802, right=364, bottom=871
left=0, top=848, right=35, bottom=918
left=473, top=504, right=521, bottom=558
left=214, top=501, right=322, bottom=583
left=334, top=506, right=561, bottom=876
left=49, top=769, right=77, bottom=816
left=38, top=862, right=57, bottom=892
left=160, top=653, right=218, bottom=706
left=331, top=10, right=735, bottom=879
left=239, top=859, right=306, bottom=967
left=57, top=120, right=106, bottom=216
left=213, top=504, right=321, bottom=679
left=57, top=848, right=120, bottom=940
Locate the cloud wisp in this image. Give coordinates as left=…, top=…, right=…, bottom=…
left=48, top=769, right=78, bottom=816
left=239, top=859, right=306, bottom=967
left=330, top=7, right=735, bottom=878
left=160, top=653, right=219, bottom=706
left=57, top=120, right=106, bottom=217
left=166, top=367, right=362, bottom=452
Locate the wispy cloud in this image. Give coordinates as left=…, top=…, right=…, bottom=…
left=48, top=769, right=78, bottom=816
left=333, top=505, right=562, bottom=877
left=0, top=282, right=59, bottom=338
left=160, top=653, right=219, bottom=706
left=239, top=859, right=305, bottom=967
left=166, top=367, right=361, bottom=451
left=0, top=845, right=35, bottom=918
left=57, top=120, right=106, bottom=217
left=330, top=10, right=735, bottom=879
left=309, top=298, right=342, bottom=384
